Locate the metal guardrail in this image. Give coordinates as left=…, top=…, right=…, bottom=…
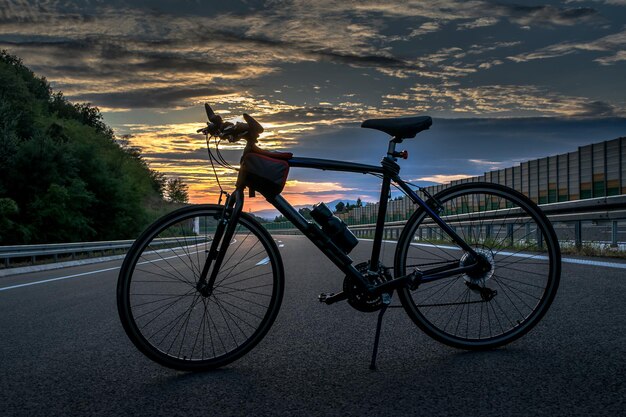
left=2, top=196, right=624, bottom=269
left=266, top=195, right=626, bottom=249
left=0, top=237, right=210, bottom=268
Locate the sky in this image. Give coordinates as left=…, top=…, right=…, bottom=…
left=2, top=0, right=626, bottom=215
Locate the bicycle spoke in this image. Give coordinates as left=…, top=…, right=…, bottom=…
left=121, top=208, right=281, bottom=368
left=399, top=185, right=558, bottom=346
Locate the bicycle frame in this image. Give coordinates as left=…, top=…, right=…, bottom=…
left=200, top=139, right=482, bottom=296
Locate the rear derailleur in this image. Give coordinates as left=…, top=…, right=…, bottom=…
left=465, top=281, right=498, bottom=301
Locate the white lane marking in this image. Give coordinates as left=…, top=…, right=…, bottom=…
left=255, top=256, right=270, bottom=266
left=278, top=244, right=285, bottom=248
left=0, top=248, right=204, bottom=292
left=360, top=238, right=626, bottom=270
left=2, top=236, right=624, bottom=293
left=560, top=258, right=626, bottom=269
left=0, top=267, right=120, bottom=292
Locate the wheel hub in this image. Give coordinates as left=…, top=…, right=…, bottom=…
left=461, top=246, right=495, bottom=286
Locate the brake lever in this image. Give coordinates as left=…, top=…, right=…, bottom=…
left=219, top=131, right=248, bottom=143
left=220, top=122, right=249, bottom=143
left=197, top=122, right=220, bottom=136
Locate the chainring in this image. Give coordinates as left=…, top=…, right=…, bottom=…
left=343, top=261, right=392, bottom=312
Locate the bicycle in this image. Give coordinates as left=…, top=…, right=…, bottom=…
left=117, top=104, right=561, bottom=371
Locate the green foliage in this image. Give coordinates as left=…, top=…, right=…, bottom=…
left=0, top=50, right=170, bottom=244
left=298, top=207, right=312, bottom=220
left=248, top=213, right=269, bottom=223
left=165, top=178, right=189, bottom=204
left=334, top=201, right=345, bottom=213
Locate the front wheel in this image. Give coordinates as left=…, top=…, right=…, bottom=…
left=395, top=183, right=560, bottom=350
left=117, top=204, right=284, bottom=371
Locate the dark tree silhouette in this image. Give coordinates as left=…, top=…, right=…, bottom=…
left=165, top=178, right=189, bottom=203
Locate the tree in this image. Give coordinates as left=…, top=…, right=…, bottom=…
left=335, top=201, right=345, bottom=213
left=356, top=198, right=363, bottom=208
left=165, top=178, right=189, bottom=203
left=298, top=207, right=313, bottom=220
left=149, top=170, right=166, bottom=197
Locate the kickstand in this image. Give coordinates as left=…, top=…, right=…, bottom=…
left=369, top=293, right=391, bottom=371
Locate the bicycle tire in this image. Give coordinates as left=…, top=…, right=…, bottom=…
left=395, top=183, right=560, bottom=350
left=117, top=204, right=284, bottom=371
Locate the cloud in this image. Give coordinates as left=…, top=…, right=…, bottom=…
left=284, top=180, right=355, bottom=193
left=72, top=85, right=234, bottom=110
left=417, top=174, right=474, bottom=183
left=383, top=83, right=626, bottom=117
left=409, top=21, right=442, bottom=37
left=457, top=17, right=499, bottom=30
left=566, top=1, right=626, bottom=6
left=0, top=0, right=603, bottom=99
left=350, top=1, right=599, bottom=27
left=496, top=4, right=598, bottom=26
left=468, top=159, right=503, bottom=168
left=508, top=28, right=626, bottom=64
left=595, top=49, right=626, bottom=64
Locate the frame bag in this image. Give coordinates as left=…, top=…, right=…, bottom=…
left=237, top=152, right=289, bottom=197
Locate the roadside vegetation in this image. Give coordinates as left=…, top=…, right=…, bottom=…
left=0, top=51, right=186, bottom=245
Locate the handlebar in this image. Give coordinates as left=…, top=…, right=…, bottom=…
left=197, top=103, right=264, bottom=143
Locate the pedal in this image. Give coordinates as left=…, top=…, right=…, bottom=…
left=318, top=291, right=347, bottom=305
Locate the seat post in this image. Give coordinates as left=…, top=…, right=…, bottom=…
left=387, top=137, right=402, bottom=159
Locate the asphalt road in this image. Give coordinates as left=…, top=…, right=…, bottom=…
left=1, top=235, right=625, bottom=417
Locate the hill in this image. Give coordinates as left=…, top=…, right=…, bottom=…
left=0, top=51, right=173, bottom=244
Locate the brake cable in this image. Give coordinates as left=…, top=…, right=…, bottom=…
left=205, top=133, right=226, bottom=200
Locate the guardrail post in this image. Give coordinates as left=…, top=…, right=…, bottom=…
left=575, top=221, right=582, bottom=249
left=611, top=220, right=618, bottom=247
left=536, top=229, right=543, bottom=250
left=507, top=224, right=514, bottom=247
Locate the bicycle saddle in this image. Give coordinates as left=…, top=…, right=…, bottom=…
left=361, top=116, right=432, bottom=139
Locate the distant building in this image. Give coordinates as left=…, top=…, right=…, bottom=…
left=337, top=137, right=626, bottom=225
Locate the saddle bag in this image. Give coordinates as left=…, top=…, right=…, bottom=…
left=237, top=152, right=290, bottom=197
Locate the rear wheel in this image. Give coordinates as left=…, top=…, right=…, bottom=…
left=395, top=183, right=560, bottom=350
left=117, top=204, right=284, bottom=371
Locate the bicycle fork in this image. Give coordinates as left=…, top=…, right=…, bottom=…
left=197, top=188, right=245, bottom=296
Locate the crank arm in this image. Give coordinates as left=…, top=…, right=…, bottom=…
left=318, top=291, right=347, bottom=305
